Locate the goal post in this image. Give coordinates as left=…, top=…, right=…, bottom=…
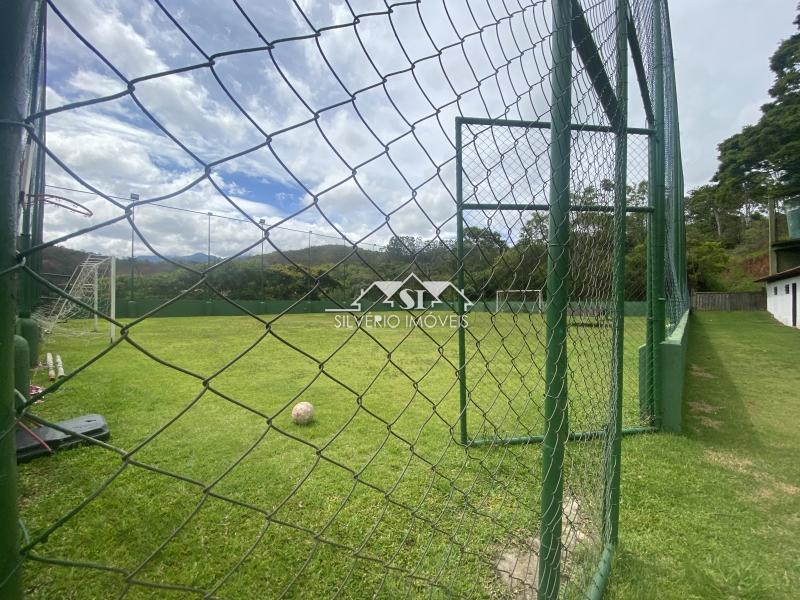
left=495, top=289, right=544, bottom=313
left=35, top=255, right=116, bottom=337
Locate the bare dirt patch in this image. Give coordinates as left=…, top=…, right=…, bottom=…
left=753, top=474, right=800, bottom=502
left=690, top=364, right=716, bottom=379
left=495, top=496, right=589, bottom=599
left=696, top=415, right=723, bottom=429
left=703, top=449, right=753, bottom=473
left=496, top=538, right=540, bottom=599
left=704, top=450, right=799, bottom=503
left=688, top=400, right=722, bottom=415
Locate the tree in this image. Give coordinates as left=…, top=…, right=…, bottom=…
left=685, top=183, right=741, bottom=245
left=385, top=235, right=421, bottom=261
left=464, top=226, right=506, bottom=250
left=624, top=181, right=648, bottom=254
left=687, top=240, right=729, bottom=292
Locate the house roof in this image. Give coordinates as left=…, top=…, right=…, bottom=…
left=754, top=265, right=800, bottom=283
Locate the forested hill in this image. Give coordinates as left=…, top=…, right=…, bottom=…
left=44, top=185, right=652, bottom=304
left=685, top=8, right=800, bottom=291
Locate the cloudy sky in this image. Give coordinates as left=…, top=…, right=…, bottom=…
left=34, top=0, right=798, bottom=259
left=671, top=0, right=797, bottom=189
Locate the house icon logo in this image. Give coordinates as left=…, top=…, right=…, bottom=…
left=326, top=273, right=474, bottom=313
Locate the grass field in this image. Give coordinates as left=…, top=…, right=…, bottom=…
left=608, top=311, right=800, bottom=599
left=21, top=311, right=798, bottom=599
left=18, top=311, right=647, bottom=599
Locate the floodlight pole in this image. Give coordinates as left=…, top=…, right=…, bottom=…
left=93, top=262, right=99, bottom=332
left=129, top=192, right=138, bottom=302
left=207, top=212, right=212, bottom=269
left=0, top=2, right=40, bottom=598
left=110, top=256, right=117, bottom=342
left=342, top=238, right=347, bottom=300
left=259, top=218, right=266, bottom=296
left=539, top=0, right=573, bottom=597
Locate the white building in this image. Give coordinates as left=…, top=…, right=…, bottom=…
left=757, top=266, right=800, bottom=328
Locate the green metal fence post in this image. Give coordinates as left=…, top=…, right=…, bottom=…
left=604, top=0, right=628, bottom=548
left=651, top=0, right=667, bottom=427
left=31, top=6, right=46, bottom=309
left=455, top=118, right=468, bottom=446
left=539, top=0, right=572, bottom=596
left=22, top=8, right=45, bottom=315
left=643, top=136, right=655, bottom=421
left=641, top=63, right=655, bottom=423
left=1, top=2, right=40, bottom=597
left=668, top=50, right=686, bottom=301
left=673, top=121, right=682, bottom=299
left=14, top=6, right=45, bottom=369
left=16, top=189, right=39, bottom=366
left=679, top=160, right=687, bottom=300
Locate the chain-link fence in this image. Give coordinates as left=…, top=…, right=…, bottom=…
left=1, top=1, right=687, bottom=598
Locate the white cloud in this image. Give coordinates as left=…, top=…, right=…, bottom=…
left=44, top=0, right=701, bottom=264
left=671, top=0, right=798, bottom=189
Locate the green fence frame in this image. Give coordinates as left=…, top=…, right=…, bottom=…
left=0, top=0, right=688, bottom=598
left=453, top=0, right=688, bottom=596
left=454, top=119, right=654, bottom=451
left=1, top=2, right=41, bottom=597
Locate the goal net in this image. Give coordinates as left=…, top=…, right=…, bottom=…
left=495, top=289, right=544, bottom=313
left=34, top=255, right=116, bottom=338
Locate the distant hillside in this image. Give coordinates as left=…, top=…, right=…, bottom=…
left=255, top=244, right=386, bottom=267
left=135, top=252, right=222, bottom=264
left=41, top=246, right=89, bottom=277
left=39, top=243, right=388, bottom=279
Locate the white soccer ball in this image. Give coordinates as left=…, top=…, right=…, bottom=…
left=291, top=401, right=315, bottom=425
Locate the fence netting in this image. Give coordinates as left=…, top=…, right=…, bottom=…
left=1, top=0, right=686, bottom=598
left=661, top=3, right=689, bottom=333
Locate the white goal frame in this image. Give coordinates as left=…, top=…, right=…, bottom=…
left=495, top=288, right=544, bottom=313
left=35, top=255, right=117, bottom=340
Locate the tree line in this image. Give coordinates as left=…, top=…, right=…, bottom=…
left=114, top=181, right=650, bottom=305
left=684, top=8, right=800, bottom=291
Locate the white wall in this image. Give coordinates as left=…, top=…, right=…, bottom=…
left=765, top=274, right=800, bottom=328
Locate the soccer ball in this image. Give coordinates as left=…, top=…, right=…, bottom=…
left=291, top=401, right=315, bottom=425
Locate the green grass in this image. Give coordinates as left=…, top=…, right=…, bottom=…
left=21, top=311, right=798, bottom=598
left=18, top=311, right=649, bottom=599
left=608, top=311, right=800, bottom=599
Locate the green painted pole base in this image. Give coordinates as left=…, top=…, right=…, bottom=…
left=659, top=310, right=690, bottom=433
left=13, top=335, right=29, bottom=412
left=638, top=344, right=650, bottom=423
left=585, top=543, right=615, bottom=600
left=15, top=317, right=39, bottom=368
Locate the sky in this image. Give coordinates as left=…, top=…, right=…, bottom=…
left=670, top=0, right=798, bottom=190
left=33, top=0, right=799, bottom=259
